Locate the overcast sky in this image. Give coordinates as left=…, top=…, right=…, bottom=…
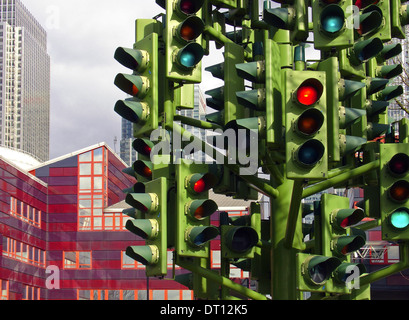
left=21, top=0, right=224, bottom=159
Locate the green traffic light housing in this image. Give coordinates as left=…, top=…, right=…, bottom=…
left=185, top=226, right=220, bottom=248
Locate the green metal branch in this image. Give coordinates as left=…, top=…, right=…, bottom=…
left=168, top=122, right=280, bottom=199
left=177, top=259, right=269, bottom=300
left=174, top=114, right=223, bottom=131
left=302, top=160, right=380, bottom=198
left=360, top=242, right=409, bottom=287
left=284, top=179, right=307, bottom=249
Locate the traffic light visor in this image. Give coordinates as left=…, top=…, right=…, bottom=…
left=306, top=256, right=341, bottom=285
left=114, top=47, right=148, bottom=72
left=114, top=100, right=148, bottom=124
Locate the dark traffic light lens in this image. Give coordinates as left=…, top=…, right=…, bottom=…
left=179, top=0, right=203, bottom=15
left=229, top=227, right=259, bottom=253
left=297, top=109, right=324, bottom=136
left=389, top=180, right=409, bottom=202
left=388, top=153, right=409, bottom=176
left=390, top=209, right=409, bottom=230
left=179, top=16, right=204, bottom=42
left=297, top=140, right=325, bottom=167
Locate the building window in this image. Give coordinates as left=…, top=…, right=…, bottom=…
left=78, top=147, right=108, bottom=231
left=2, top=237, right=45, bottom=268
left=9, top=196, right=41, bottom=228
left=63, top=251, right=92, bottom=269
left=77, top=289, right=193, bottom=300
left=22, top=285, right=40, bottom=300
left=0, top=280, right=9, bottom=300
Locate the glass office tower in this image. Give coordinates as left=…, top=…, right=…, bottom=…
left=0, top=0, right=50, bottom=161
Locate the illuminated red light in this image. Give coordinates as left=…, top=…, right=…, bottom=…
left=297, top=86, right=319, bottom=106
left=193, top=178, right=206, bottom=193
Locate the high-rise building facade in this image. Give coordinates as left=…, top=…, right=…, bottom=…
left=0, top=0, right=50, bottom=162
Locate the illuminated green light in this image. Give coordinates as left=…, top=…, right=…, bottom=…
left=390, top=209, right=409, bottom=230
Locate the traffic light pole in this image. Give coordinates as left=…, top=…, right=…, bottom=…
left=271, top=178, right=303, bottom=300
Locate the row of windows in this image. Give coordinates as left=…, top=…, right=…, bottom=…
left=2, top=237, right=45, bottom=268
left=62, top=250, right=249, bottom=279
left=9, top=196, right=42, bottom=228
left=78, top=289, right=193, bottom=301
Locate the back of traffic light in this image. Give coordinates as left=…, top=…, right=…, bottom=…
left=165, top=0, right=206, bottom=83
left=114, top=20, right=161, bottom=138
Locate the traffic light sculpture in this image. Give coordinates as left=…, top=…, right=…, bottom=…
left=284, top=69, right=328, bottom=179
left=114, top=0, right=409, bottom=301
left=125, top=177, right=168, bottom=277
left=165, top=0, right=205, bottom=83
left=380, top=144, right=409, bottom=240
